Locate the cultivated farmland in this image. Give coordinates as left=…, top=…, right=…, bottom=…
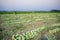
left=0, top=12, right=60, bottom=40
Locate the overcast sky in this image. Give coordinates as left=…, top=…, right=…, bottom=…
left=0, top=0, right=60, bottom=11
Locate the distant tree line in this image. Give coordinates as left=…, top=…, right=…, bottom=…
left=50, top=10, right=60, bottom=12
left=0, top=10, right=60, bottom=13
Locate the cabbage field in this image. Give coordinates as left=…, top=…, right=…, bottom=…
left=0, top=12, right=60, bottom=40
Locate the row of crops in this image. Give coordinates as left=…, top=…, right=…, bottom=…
left=12, top=26, right=45, bottom=40
left=12, top=23, right=60, bottom=40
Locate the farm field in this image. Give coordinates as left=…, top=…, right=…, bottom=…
left=0, top=12, right=60, bottom=40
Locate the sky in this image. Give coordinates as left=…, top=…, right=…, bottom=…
left=0, top=0, right=60, bottom=11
